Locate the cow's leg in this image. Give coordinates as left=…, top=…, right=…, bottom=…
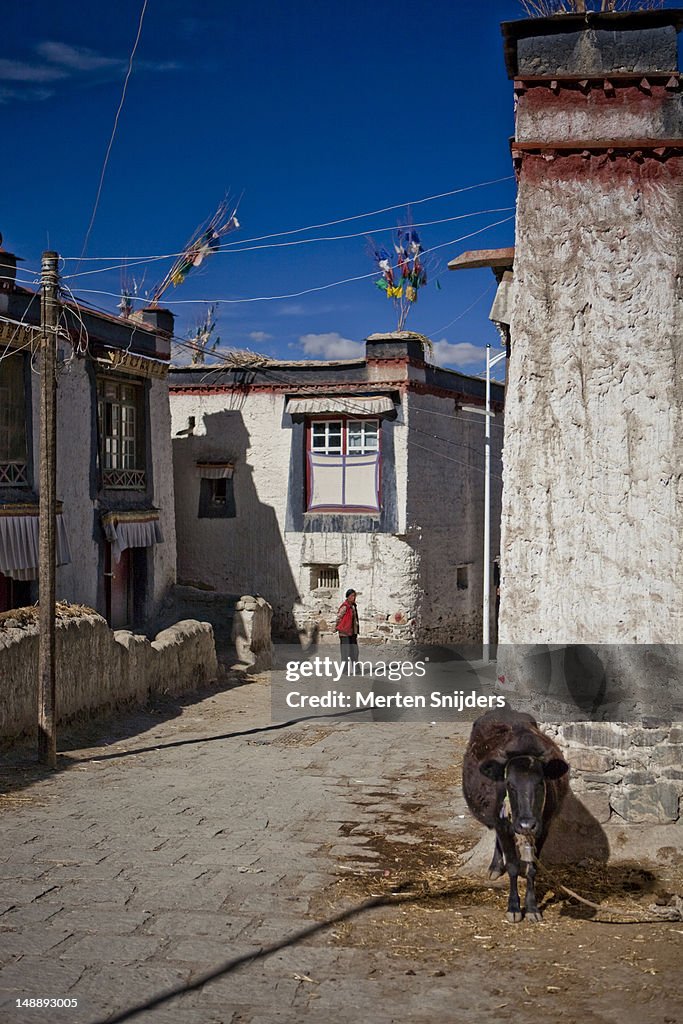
left=488, top=835, right=505, bottom=880
left=523, top=858, right=542, bottom=922
left=498, top=829, right=522, bottom=923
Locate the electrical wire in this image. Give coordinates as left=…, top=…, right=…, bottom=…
left=408, top=439, right=503, bottom=480
left=70, top=215, right=516, bottom=308
left=62, top=207, right=516, bottom=282
left=425, top=283, right=496, bottom=338
left=77, top=0, right=149, bottom=266
left=0, top=293, right=41, bottom=367
left=61, top=175, right=516, bottom=263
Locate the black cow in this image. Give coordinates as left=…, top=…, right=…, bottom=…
left=462, top=708, right=569, bottom=923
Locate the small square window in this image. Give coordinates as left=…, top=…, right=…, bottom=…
left=198, top=475, right=236, bottom=518
left=309, top=565, right=340, bottom=590
left=457, top=566, right=469, bottom=590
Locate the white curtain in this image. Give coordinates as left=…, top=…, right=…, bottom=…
left=102, top=513, right=163, bottom=563
left=0, top=512, right=72, bottom=581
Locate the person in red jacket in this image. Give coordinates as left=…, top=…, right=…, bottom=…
left=335, top=588, right=359, bottom=667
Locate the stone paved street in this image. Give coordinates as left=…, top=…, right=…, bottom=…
left=1, top=678, right=682, bottom=1024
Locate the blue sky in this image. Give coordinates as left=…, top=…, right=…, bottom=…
left=1, top=1, right=678, bottom=377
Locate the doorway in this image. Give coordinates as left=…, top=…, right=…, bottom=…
left=105, top=545, right=132, bottom=629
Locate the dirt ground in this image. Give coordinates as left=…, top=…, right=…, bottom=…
left=2, top=677, right=682, bottom=1024
left=313, top=751, right=683, bottom=1024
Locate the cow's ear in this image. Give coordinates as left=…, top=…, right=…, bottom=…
left=480, top=759, right=505, bottom=781
left=543, top=758, right=569, bottom=779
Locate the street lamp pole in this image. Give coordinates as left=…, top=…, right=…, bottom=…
left=463, top=343, right=506, bottom=664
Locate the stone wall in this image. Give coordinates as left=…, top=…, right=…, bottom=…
left=544, top=720, right=683, bottom=825
left=0, top=610, right=218, bottom=742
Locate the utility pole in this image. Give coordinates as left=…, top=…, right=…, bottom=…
left=463, top=343, right=506, bottom=665
left=38, top=251, right=59, bottom=768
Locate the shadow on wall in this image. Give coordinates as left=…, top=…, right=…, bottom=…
left=542, top=791, right=610, bottom=865
left=173, top=408, right=301, bottom=638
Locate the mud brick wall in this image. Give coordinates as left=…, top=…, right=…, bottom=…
left=0, top=612, right=218, bottom=742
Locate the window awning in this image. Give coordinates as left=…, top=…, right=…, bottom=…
left=0, top=504, right=72, bottom=581
left=195, top=462, right=234, bottom=480
left=285, top=395, right=395, bottom=417
left=101, top=509, right=163, bottom=563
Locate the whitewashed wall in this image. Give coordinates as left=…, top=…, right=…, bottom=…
left=500, top=161, right=683, bottom=645
left=171, top=386, right=503, bottom=643
left=29, top=355, right=176, bottom=622
left=406, top=391, right=503, bottom=643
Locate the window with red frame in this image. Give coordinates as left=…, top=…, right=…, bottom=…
left=306, top=418, right=381, bottom=513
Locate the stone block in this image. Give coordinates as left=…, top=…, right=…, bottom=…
left=622, top=770, right=657, bottom=786
left=575, top=790, right=612, bottom=824
left=515, top=25, right=679, bottom=78
left=558, top=722, right=630, bottom=748
left=582, top=771, right=624, bottom=785
left=568, top=748, right=615, bottom=773
left=232, top=595, right=273, bottom=672
left=651, top=744, right=683, bottom=769
left=630, top=727, right=671, bottom=746
left=611, top=782, right=681, bottom=824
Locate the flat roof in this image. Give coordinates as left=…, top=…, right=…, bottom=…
left=448, top=247, right=515, bottom=272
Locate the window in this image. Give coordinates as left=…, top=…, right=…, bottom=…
left=97, top=378, right=146, bottom=489
left=0, top=356, right=29, bottom=487
left=457, top=566, right=469, bottom=591
left=198, top=476, right=236, bottom=518
left=307, top=418, right=381, bottom=514
left=310, top=565, right=340, bottom=590
left=311, top=420, right=343, bottom=453
left=347, top=420, right=379, bottom=453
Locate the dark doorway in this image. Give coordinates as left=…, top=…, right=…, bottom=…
left=0, top=572, right=32, bottom=614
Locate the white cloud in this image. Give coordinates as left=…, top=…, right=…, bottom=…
left=0, top=59, right=68, bottom=82
left=0, top=86, right=54, bottom=103
left=299, top=332, right=363, bottom=360
left=0, top=42, right=177, bottom=99
left=429, top=340, right=485, bottom=369
left=37, top=42, right=122, bottom=72
left=248, top=330, right=273, bottom=343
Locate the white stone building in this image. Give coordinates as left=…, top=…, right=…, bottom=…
left=169, top=333, right=504, bottom=644
left=0, top=245, right=176, bottom=627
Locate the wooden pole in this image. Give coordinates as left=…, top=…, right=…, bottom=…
left=38, top=251, right=59, bottom=768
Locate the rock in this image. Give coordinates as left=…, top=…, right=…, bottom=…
left=622, top=770, right=657, bottom=786
left=568, top=749, right=615, bottom=773
left=651, top=744, right=683, bottom=768
left=610, top=782, right=681, bottom=824
left=232, top=595, right=274, bottom=672
left=576, top=790, right=612, bottom=824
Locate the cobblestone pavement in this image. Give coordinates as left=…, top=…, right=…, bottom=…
left=1, top=679, right=682, bottom=1024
